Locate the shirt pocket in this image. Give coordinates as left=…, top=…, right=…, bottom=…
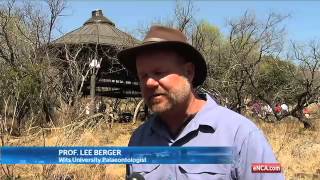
left=178, top=164, right=228, bottom=180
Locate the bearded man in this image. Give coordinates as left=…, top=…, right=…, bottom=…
left=118, top=25, right=284, bottom=180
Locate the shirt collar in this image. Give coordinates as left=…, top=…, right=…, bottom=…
left=193, top=93, right=219, bottom=128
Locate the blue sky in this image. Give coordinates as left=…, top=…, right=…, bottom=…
left=55, top=0, right=320, bottom=43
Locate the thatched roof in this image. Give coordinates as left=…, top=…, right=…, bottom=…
left=51, top=10, right=141, bottom=99
left=53, top=10, right=139, bottom=47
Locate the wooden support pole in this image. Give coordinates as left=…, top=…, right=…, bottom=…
left=90, top=68, right=96, bottom=115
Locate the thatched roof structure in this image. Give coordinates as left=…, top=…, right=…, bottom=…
left=52, top=10, right=141, bottom=99
left=54, top=10, right=138, bottom=47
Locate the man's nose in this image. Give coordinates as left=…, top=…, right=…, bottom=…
left=144, top=77, right=159, bottom=88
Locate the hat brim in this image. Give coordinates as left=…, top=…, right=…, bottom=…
left=117, top=41, right=207, bottom=87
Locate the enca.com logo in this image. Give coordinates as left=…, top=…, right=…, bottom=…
left=252, top=163, right=281, bottom=173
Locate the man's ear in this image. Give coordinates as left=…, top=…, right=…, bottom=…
left=183, top=62, right=195, bottom=82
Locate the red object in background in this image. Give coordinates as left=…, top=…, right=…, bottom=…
left=275, top=104, right=282, bottom=113
left=252, top=163, right=281, bottom=173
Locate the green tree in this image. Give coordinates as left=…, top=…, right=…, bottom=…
left=197, top=12, right=288, bottom=114
left=254, top=56, right=297, bottom=103
left=0, top=0, right=65, bottom=135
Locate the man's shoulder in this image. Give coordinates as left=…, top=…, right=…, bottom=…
left=200, top=104, right=263, bottom=148
left=128, top=116, right=154, bottom=146
left=134, top=118, right=153, bottom=135
left=207, top=105, right=259, bottom=132
left=214, top=106, right=274, bottom=154
left=202, top=95, right=259, bottom=133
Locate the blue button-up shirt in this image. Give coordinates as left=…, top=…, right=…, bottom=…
left=127, top=94, right=285, bottom=180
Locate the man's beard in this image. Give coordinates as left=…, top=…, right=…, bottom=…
left=145, top=78, right=191, bottom=114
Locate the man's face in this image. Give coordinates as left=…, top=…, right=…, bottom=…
left=136, top=50, right=194, bottom=113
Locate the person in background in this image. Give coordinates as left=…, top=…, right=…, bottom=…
left=281, top=103, right=289, bottom=115
left=252, top=101, right=263, bottom=117
left=262, top=104, right=273, bottom=120
left=275, top=103, right=282, bottom=116
left=303, top=107, right=310, bottom=119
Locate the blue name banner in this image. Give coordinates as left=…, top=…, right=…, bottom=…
left=0, top=146, right=234, bottom=164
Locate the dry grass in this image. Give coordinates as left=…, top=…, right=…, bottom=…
left=1, top=121, right=141, bottom=180
left=1, top=115, right=320, bottom=180
left=254, top=116, right=320, bottom=180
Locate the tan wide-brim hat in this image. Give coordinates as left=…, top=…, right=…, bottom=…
left=117, top=25, right=207, bottom=87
